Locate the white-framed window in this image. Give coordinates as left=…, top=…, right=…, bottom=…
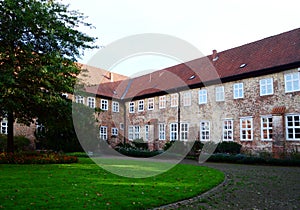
left=129, top=102, right=135, bottom=113
left=171, top=94, right=178, bottom=107
left=138, top=100, right=144, bottom=112
left=233, top=83, right=244, bottom=99
left=148, top=98, right=154, bottom=110
left=180, top=123, right=189, bottom=141
left=128, top=126, right=134, bottom=140
left=159, top=96, right=166, bottom=109
left=120, top=123, right=124, bottom=130
left=158, top=123, right=166, bottom=140
left=1, top=119, right=8, bottom=134
left=183, top=92, right=192, bottom=106
left=87, top=97, right=96, bottom=108
left=112, top=101, right=119, bottom=112
left=261, top=116, right=272, bottom=141
left=170, top=123, right=178, bottom=140
left=134, top=126, right=140, bottom=140
left=260, top=78, right=274, bottom=96
left=111, top=127, right=118, bottom=136
left=286, top=114, right=300, bottom=140
left=285, top=72, right=300, bottom=93
left=99, top=126, right=107, bottom=140
left=75, top=95, right=84, bottom=104
left=240, top=117, right=253, bottom=141
left=216, top=86, right=225, bottom=102
left=223, top=119, right=233, bottom=141
left=200, top=121, right=210, bottom=141
left=199, top=89, right=207, bottom=104
left=145, top=125, right=150, bottom=141
left=101, top=99, right=108, bottom=111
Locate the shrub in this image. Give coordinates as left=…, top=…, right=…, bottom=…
left=115, top=147, right=162, bottom=158
left=132, top=138, right=148, bottom=150
left=214, top=142, right=242, bottom=154
left=163, top=141, right=175, bottom=151
left=0, top=135, right=31, bottom=152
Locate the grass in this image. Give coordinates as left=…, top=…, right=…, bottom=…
left=0, top=158, right=224, bottom=209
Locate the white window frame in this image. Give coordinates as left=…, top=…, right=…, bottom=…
left=171, top=94, right=178, bottom=107
left=138, top=100, right=144, bottom=112
left=128, top=126, right=134, bottom=140
left=285, top=72, right=300, bottom=93
left=170, top=123, right=178, bottom=141
left=180, top=123, right=189, bottom=141
left=159, top=96, right=166, bottom=109
left=145, top=125, right=150, bottom=141
left=111, top=127, right=118, bottom=136
left=101, top=99, right=108, bottom=111
left=128, top=126, right=141, bottom=140
left=261, top=116, right=273, bottom=141
left=260, top=78, right=274, bottom=96
left=112, top=101, right=119, bottom=112
left=233, top=83, right=244, bottom=99
left=129, top=102, right=135, bottom=113
left=158, top=123, right=166, bottom=140
left=198, top=89, right=207, bottom=104
left=216, top=86, right=225, bottom=102
left=75, top=95, right=84, bottom=104
left=240, top=117, right=253, bottom=141
left=285, top=114, right=300, bottom=140
left=183, top=92, right=192, bottom=106
left=200, top=121, right=210, bottom=141
left=99, top=126, right=108, bottom=140
left=1, top=119, right=8, bottom=135
left=148, top=98, right=154, bottom=110
left=87, top=97, right=96, bottom=108
left=223, top=119, right=233, bottom=141
left=120, top=123, right=124, bottom=130
left=134, top=126, right=140, bottom=140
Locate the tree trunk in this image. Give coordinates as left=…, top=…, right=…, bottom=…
left=7, top=112, right=14, bottom=153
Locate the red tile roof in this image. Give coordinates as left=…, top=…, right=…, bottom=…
left=86, top=28, right=300, bottom=100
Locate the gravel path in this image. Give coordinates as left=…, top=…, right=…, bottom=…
left=158, top=160, right=300, bottom=210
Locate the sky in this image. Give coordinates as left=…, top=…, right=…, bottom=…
left=63, top=0, right=299, bottom=77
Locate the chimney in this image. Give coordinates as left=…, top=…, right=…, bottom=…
left=212, top=49, right=218, bottom=61
left=107, top=72, right=114, bottom=82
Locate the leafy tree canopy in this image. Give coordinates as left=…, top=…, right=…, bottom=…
left=0, top=0, right=97, bottom=152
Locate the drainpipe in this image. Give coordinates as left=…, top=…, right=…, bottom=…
left=178, top=92, right=181, bottom=141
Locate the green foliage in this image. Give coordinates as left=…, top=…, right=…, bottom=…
left=132, top=138, right=148, bottom=150
left=0, top=0, right=97, bottom=152
left=116, top=147, right=163, bottom=158
left=215, top=142, right=242, bottom=154
left=0, top=135, right=31, bottom=152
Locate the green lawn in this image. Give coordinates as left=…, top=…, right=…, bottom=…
left=0, top=158, right=224, bottom=209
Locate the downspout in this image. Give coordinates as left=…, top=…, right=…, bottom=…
left=178, top=92, right=181, bottom=141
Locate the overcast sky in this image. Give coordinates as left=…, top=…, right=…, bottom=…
left=64, top=0, right=299, bottom=76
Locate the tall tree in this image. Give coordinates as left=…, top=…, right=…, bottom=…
left=0, top=0, right=97, bottom=152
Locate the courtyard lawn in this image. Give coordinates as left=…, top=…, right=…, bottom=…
left=0, top=158, right=224, bottom=209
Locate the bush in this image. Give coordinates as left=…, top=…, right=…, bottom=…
left=132, top=138, right=148, bottom=150
left=214, top=142, right=242, bottom=154
left=115, top=147, right=162, bottom=158
left=0, top=135, right=31, bottom=152
left=0, top=151, right=78, bottom=164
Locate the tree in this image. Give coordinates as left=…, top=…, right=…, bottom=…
left=0, top=0, right=97, bottom=152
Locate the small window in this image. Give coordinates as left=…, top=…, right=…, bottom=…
left=111, top=127, right=118, bottom=136
left=129, top=102, right=135, bottom=113
left=75, top=95, right=84, bottom=104
left=285, top=72, right=300, bottom=93
left=216, top=86, right=225, bottom=101
left=286, top=115, right=300, bottom=140
left=180, top=123, right=189, bottom=141
left=148, top=98, right=154, bottom=110
left=120, top=123, right=124, bottom=130
left=199, top=89, right=207, bottom=104
left=200, top=121, right=210, bottom=141
left=112, top=101, right=119, bottom=112
left=260, top=78, right=273, bottom=96
left=145, top=125, right=150, bottom=141
left=233, top=83, right=244, bottom=99
left=99, top=126, right=108, bottom=140
left=183, top=92, right=192, bottom=106
left=171, top=94, right=178, bottom=107
left=1, top=119, right=8, bottom=134
left=128, top=126, right=140, bottom=140
left=101, top=99, right=108, bottom=111
left=87, top=97, right=96, bottom=108
left=138, top=100, right=144, bottom=112
left=170, top=123, right=178, bottom=140
left=240, top=117, right=253, bottom=141
left=159, top=96, right=166, bottom=109
left=261, top=116, right=272, bottom=141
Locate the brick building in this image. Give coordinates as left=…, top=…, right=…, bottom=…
left=2, top=28, right=300, bottom=154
